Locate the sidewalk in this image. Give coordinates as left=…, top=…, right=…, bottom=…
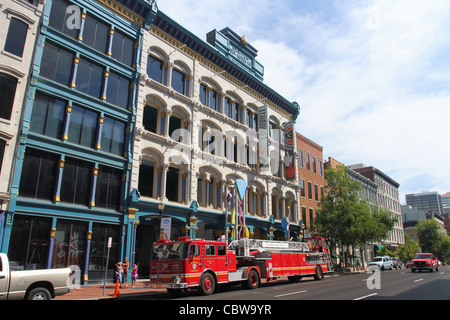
left=54, top=271, right=364, bottom=300
left=54, top=279, right=166, bottom=300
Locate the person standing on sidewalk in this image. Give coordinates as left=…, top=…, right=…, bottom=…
left=115, top=262, right=123, bottom=288
left=131, top=263, right=139, bottom=288
left=123, top=257, right=130, bottom=287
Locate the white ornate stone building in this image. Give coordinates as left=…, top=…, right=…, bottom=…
left=128, top=10, right=301, bottom=252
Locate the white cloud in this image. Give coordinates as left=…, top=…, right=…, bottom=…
left=158, top=0, right=450, bottom=200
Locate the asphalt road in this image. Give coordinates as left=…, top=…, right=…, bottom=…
left=135, top=265, right=449, bottom=301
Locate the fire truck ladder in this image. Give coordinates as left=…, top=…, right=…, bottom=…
left=229, top=238, right=311, bottom=257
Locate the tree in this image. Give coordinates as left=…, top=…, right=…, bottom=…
left=417, top=219, right=441, bottom=253
left=435, top=236, right=450, bottom=262
left=397, top=236, right=420, bottom=263
left=315, top=165, right=396, bottom=266
left=417, top=219, right=450, bottom=261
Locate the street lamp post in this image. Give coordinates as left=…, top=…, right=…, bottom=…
left=301, top=223, right=306, bottom=242
left=157, top=201, right=165, bottom=240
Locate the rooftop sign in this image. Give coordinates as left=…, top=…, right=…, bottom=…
left=207, top=27, right=264, bottom=81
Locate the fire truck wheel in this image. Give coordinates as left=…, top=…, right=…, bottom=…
left=199, top=272, right=216, bottom=295
left=243, top=269, right=260, bottom=289
left=313, top=266, right=323, bottom=280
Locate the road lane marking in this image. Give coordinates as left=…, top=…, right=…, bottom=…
left=354, top=293, right=378, bottom=300
left=439, top=272, right=444, bottom=275
left=275, top=290, right=307, bottom=298
left=414, top=278, right=424, bottom=283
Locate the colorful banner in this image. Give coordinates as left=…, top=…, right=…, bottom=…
left=257, top=105, right=269, bottom=173
left=160, top=217, right=172, bottom=240
left=283, top=121, right=295, bottom=180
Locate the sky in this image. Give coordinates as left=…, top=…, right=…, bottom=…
left=156, top=0, right=450, bottom=204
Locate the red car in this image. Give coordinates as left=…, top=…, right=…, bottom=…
left=411, top=253, right=439, bottom=273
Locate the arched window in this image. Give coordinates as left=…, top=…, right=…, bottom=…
left=199, top=121, right=223, bottom=157
left=138, top=159, right=155, bottom=198
left=271, top=189, right=282, bottom=220
left=143, top=105, right=159, bottom=134
left=165, top=166, right=180, bottom=202
left=147, top=56, right=167, bottom=84
left=171, top=61, right=190, bottom=96
left=168, top=106, right=189, bottom=143
left=197, top=169, right=222, bottom=209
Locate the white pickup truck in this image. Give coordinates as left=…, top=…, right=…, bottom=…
left=0, top=253, right=72, bottom=300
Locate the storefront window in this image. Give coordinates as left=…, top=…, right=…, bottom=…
left=88, top=223, right=119, bottom=282
left=8, top=215, right=52, bottom=270
left=51, top=220, right=87, bottom=274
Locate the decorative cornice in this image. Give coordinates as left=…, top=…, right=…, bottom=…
left=96, top=0, right=146, bottom=27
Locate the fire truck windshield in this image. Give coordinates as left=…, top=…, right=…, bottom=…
left=151, top=242, right=188, bottom=260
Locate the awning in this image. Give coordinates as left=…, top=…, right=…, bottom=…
left=374, top=244, right=384, bottom=250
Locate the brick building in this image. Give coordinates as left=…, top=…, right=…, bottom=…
left=296, top=133, right=325, bottom=232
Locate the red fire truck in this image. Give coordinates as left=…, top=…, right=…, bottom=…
left=149, top=236, right=333, bottom=295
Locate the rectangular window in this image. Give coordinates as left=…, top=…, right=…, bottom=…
left=138, top=160, right=154, bottom=197
left=19, top=148, right=59, bottom=201
left=0, top=139, right=5, bottom=174
left=30, top=92, right=65, bottom=139
left=4, top=17, right=28, bottom=57
left=306, top=153, right=310, bottom=170
left=88, top=224, right=120, bottom=282
left=111, top=30, right=133, bottom=66
left=83, top=14, right=109, bottom=53
left=101, top=116, right=125, bottom=156
left=95, top=165, right=122, bottom=210
left=314, top=184, right=318, bottom=201
left=308, top=182, right=312, bottom=200
left=246, top=109, right=252, bottom=128
left=169, top=115, right=182, bottom=141
left=231, top=102, right=239, bottom=122
left=300, top=179, right=305, bottom=197
left=318, top=159, right=323, bottom=176
left=205, top=245, right=215, bottom=256
left=147, top=55, right=164, bottom=83
left=224, top=98, right=231, bottom=117
left=200, top=84, right=207, bottom=106
left=51, top=220, right=87, bottom=271
left=106, top=71, right=129, bottom=109
left=312, top=156, right=317, bottom=174
left=68, top=105, right=98, bottom=148
left=298, top=149, right=303, bottom=167
left=143, top=105, right=158, bottom=133
left=48, top=0, right=78, bottom=39
left=76, top=58, right=103, bottom=99
left=40, top=42, right=74, bottom=86
left=0, top=73, right=18, bottom=120
left=8, top=215, right=52, bottom=270
left=60, top=157, right=92, bottom=206
left=252, top=112, right=258, bottom=131
left=218, top=245, right=226, bottom=256
left=208, top=90, right=218, bottom=111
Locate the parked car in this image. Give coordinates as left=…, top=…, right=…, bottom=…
left=368, top=256, right=394, bottom=271
left=406, top=261, right=411, bottom=268
left=0, top=253, right=72, bottom=300
left=411, top=253, right=439, bottom=273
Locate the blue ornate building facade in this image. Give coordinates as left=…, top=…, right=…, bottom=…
left=0, top=0, right=157, bottom=284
